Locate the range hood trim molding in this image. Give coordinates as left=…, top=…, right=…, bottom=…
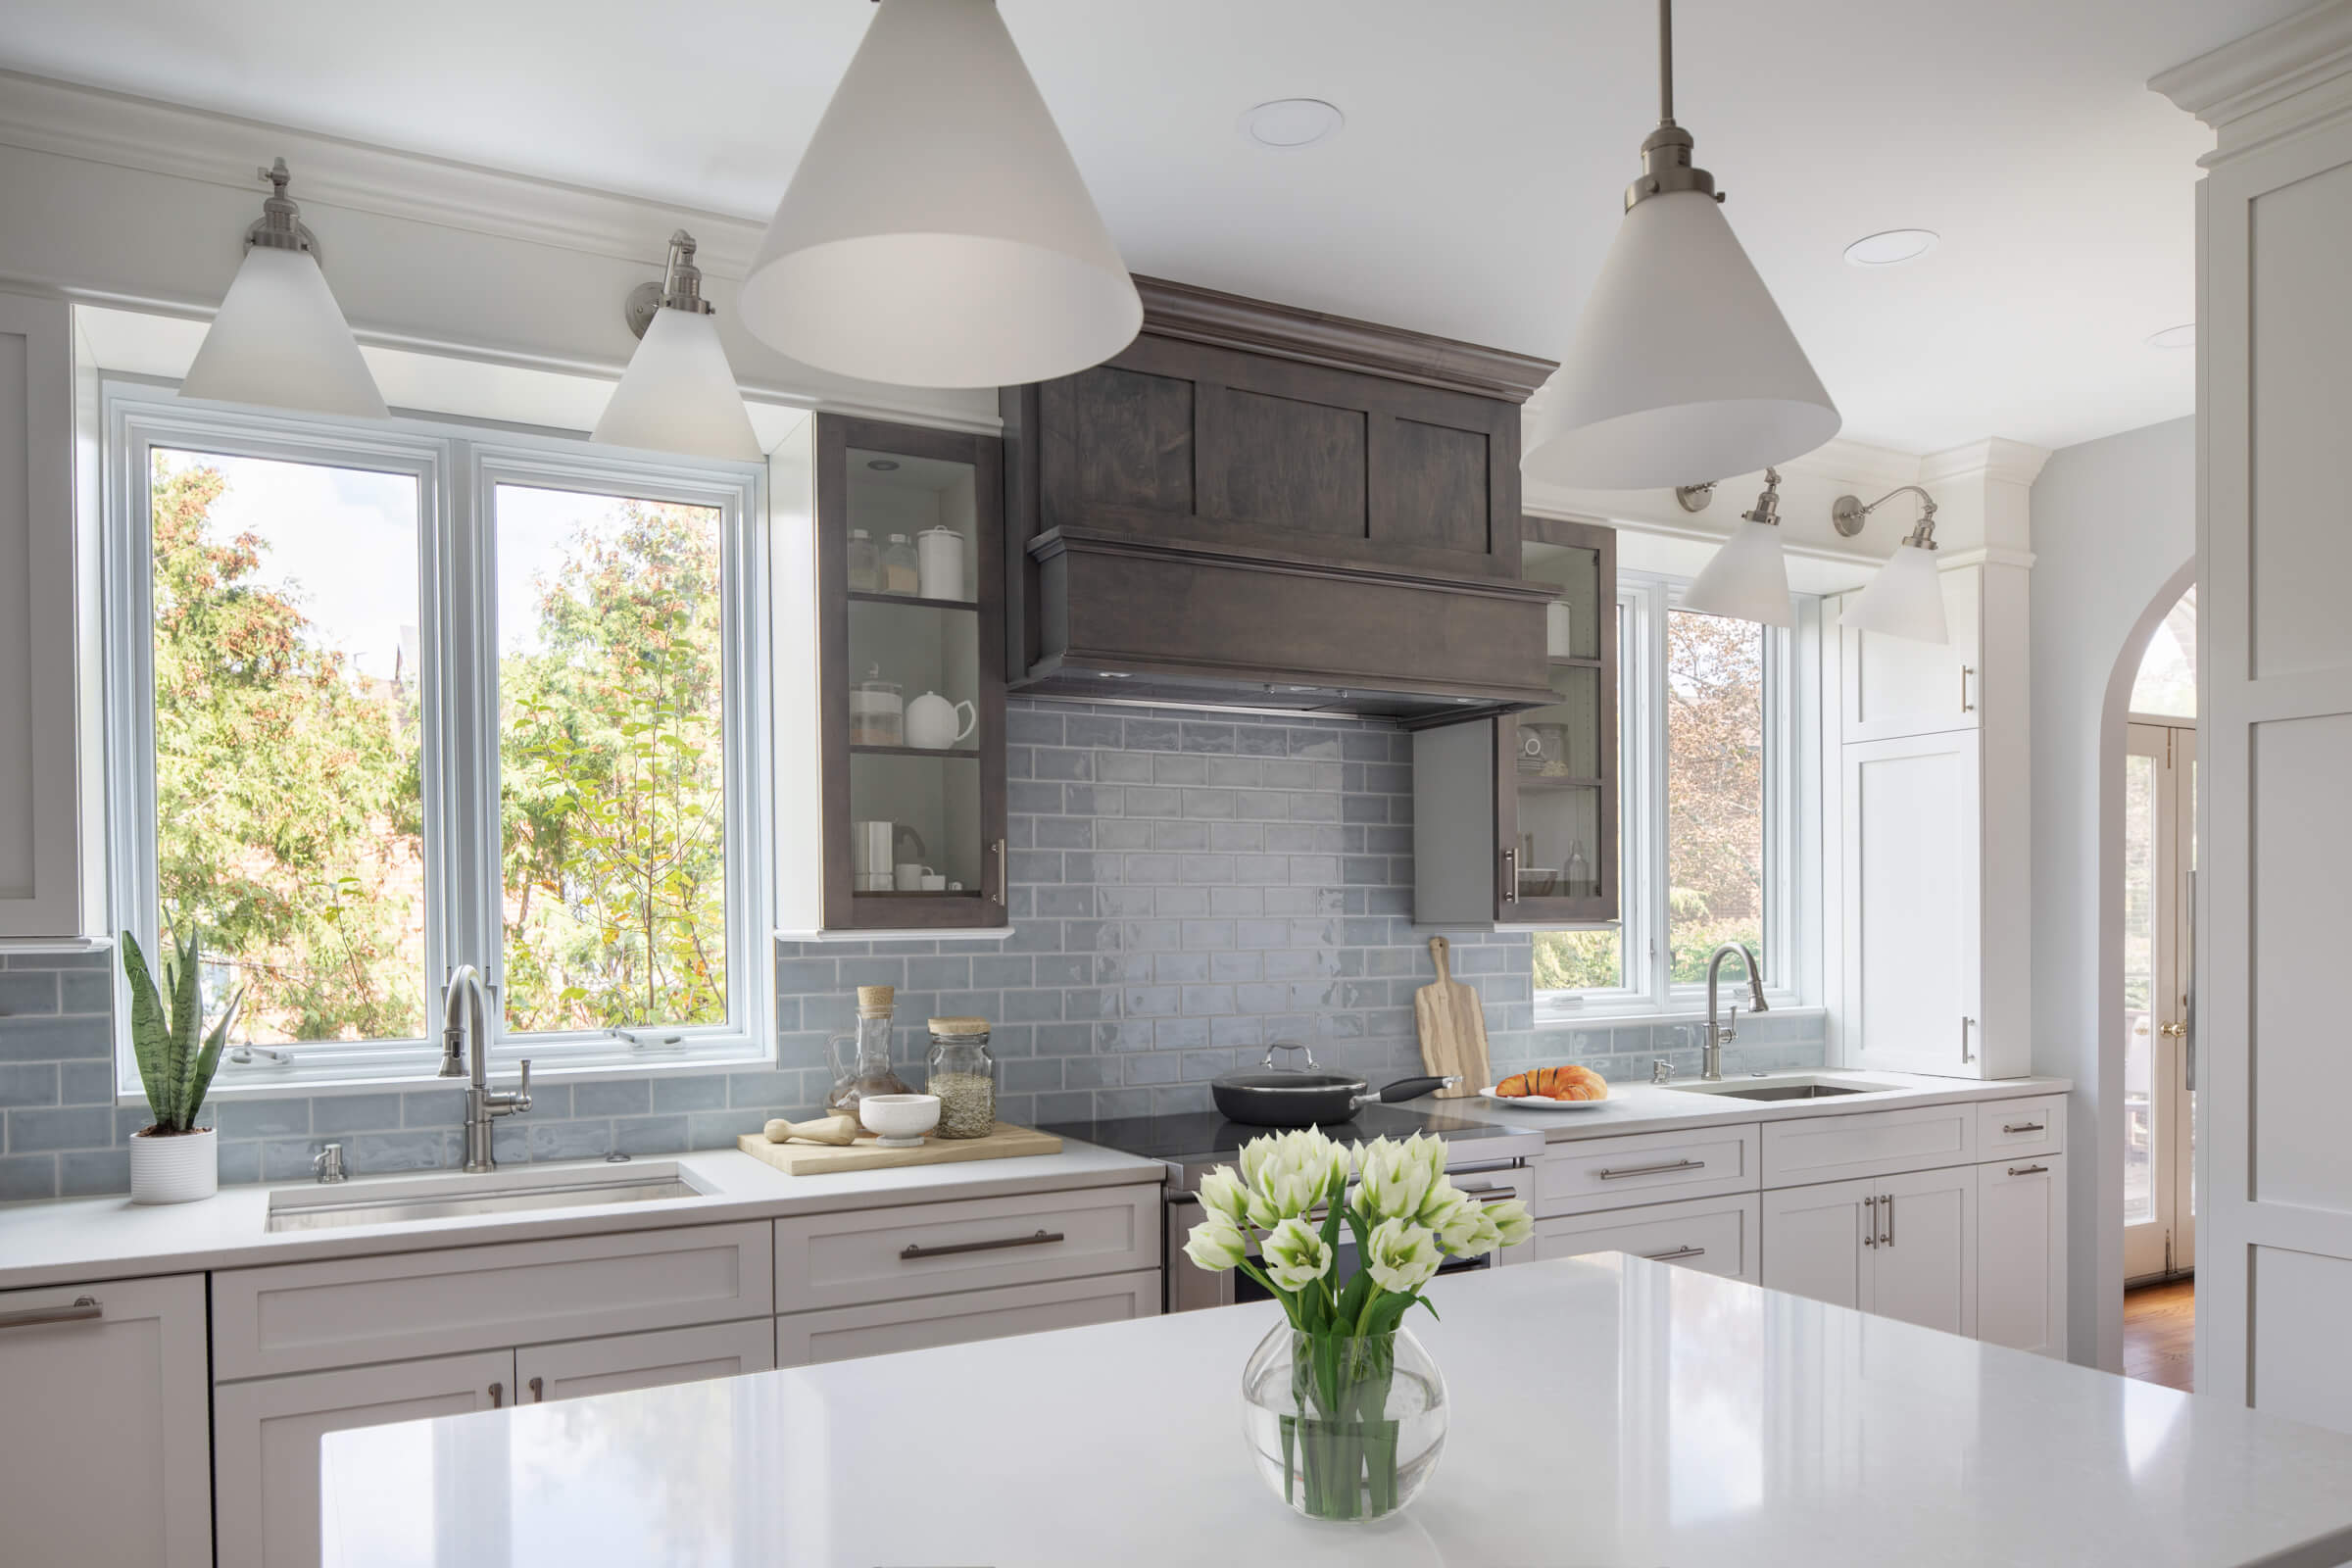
left=1026, top=525, right=1565, bottom=604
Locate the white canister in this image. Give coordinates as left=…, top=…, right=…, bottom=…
left=130, top=1127, right=219, bottom=1204
left=905, top=691, right=978, bottom=750
left=853, top=819, right=897, bottom=880
left=917, top=527, right=967, bottom=602
left=1545, top=600, right=1573, bottom=659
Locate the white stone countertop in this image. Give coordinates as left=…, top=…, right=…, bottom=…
left=318, top=1252, right=2352, bottom=1568
left=1455, top=1068, right=2073, bottom=1141
left=0, top=1142, right=1164, bottom=1292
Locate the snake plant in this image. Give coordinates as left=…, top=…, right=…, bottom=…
left=120, top=929, right=243, bottom=1135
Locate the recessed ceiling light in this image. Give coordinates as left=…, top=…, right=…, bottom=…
left=2147, top=323, right=2196, bottom=350
left=1843, top=228, right=1939, bottom=267
left=1238, top=99, right=1345, bottom=151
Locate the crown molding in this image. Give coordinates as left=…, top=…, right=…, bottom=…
left=0, top=68, right=768, bottom=275
left=2152, top=0, right=2352, bottom=159
left=1919, top=436, right=2052, bottom=488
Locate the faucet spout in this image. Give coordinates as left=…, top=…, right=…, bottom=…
left=1701, top=942, right=1767, bottom=1082
left=442, top=965, right=529, bottom=1171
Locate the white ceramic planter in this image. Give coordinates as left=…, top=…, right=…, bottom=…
left=129, top=1127, right=218, bottom=1204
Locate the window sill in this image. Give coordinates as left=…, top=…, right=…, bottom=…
left=123, top=1041, right=771, bottom=1105
left=1531, top=999, right=1823, bottom=1029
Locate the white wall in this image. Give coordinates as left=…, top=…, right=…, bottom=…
left=2028, top=415, right=2195, bottom=1370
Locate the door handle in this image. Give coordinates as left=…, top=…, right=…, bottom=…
left=1642, top=1246, right=1706, bottom=1263
left=2002, top=1121, right=2044, bottom=1135
left=1501, top=846, right=1519, bottom=905
left=0, top=1296, right=102, bottom=1330
left=1961, top=1016, right=1976, bottom=1064
left=1882, top=1193, right=1894, bottom=1248
left=1594, top=1157, right=1705, bottom=1180
left=528, top=1376, right=545, bottom=1402
left=488, top=1382, right=505, bottom=1409
left=1960, top=664, right=1976, bottom=713
left=1863, top=1195, right=1877, bottom=1248
left=2007, top=1164, right=2049, bottom=1177
left=989, top=839, right=1007, bottom=906
left=901, top=1228, right=1064, bottom=1261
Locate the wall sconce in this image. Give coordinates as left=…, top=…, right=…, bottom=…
left=592, top=229, right=761, bottom=463
left=1683, top=467, right=1793, bottom=627
left=179, top=159, right=389, bottom=418
left=1834, top=484, right=1947, bottom=644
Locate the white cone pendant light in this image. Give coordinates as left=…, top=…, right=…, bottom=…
left=180, top=160, right=388, bottom=419
left=594, top=231, right=761, bottom=463
left=1524, top=0, right=1838, bottom=491
left=1683, top=468, right=1793, bottom=628
left=738, top=0, right=1142, bottom=389
left=1835, top=487, right=1949, bottom=644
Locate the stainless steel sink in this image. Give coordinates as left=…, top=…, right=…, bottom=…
left=1661, top=1075, right=1905, bottom=1102
left=266, top=1162, right=715, bottom=1232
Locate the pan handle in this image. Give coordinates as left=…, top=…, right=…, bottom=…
left=1365, top=1075, right=1456, bottom=1106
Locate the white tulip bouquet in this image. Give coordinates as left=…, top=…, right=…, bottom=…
left=1183, top=1127, right=1533, bottom=1519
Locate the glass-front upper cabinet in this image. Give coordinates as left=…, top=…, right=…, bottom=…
left=803, top=416, right=1006, bottom=931
left=1499, top=516, right=1617, bottom=923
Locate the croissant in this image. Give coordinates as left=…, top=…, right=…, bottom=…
left=1496, top=1064, right=1608, bottom=1101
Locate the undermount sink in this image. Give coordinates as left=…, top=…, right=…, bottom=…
left=266, top=1161, right=716, bottom=1233
left=1662, top=1075, right=1905, bottom=1102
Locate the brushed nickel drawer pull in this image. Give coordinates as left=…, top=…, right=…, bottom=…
left=902, top=1228, right=1065, bottom=1261
left=0, top=1296, right=101, bottom=1330
left=2002, top=1121, right=2044, bottom=1135
left=1960, top=664, right=1976, bottom=712
left=1452, top=1182, right=1512, bottom=1196
left=1595, top=1157, right=1705, bottom=1181
left=1864, top=1195, right=1877, bottom=1248
left=1883, top=1193, right=1894, bottom=1248
left=2007, top=1163, right=2049, bottom=1177
left=1642, top=1246, right=1706, bottom=1262
left=528, top=1376, right=545, bottom=1402
left=488, top=1382, right=504, bottom=1409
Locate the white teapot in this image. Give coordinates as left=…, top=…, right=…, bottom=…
left=905, top=691, right=977, bottom=750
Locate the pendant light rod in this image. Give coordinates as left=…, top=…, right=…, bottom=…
left=1658, top=0, right=1675, bottom=126
left=1629, top=0, right=1716, bottom=212
left=1832, top=484, right=1940, bottom=548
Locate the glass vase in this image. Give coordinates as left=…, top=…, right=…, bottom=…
left=1240, top=1323, right=1447, bottom=1523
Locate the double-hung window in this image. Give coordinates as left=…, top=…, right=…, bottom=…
left=1534, top=570, right=1814, bottom=1017
left=104, top=387, right=768, bottom=1094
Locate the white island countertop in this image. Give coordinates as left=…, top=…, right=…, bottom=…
left=319, top=1254, right=2352, bottom=1568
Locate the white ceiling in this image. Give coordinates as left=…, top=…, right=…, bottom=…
left=0, top=0, right=2303, bottom=456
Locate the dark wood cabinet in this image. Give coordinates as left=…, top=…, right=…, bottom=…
left=1002, top=276, right=1560, bottom=721
left=1414, top=516, right=1619, bottom=927
left=808, top=415, right=1008, bottom=931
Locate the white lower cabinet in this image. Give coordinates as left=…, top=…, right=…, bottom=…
left=1532, top=1194, right=1760, bottom=1282
left=0, top=1273, right=212, bottom=1568
left=777, top=1268, right=1161, bottom=1366
left=216, top=1348, right=513, bottom=1568
left=516, top=1317, right=776, bottom=1404
left=1978, top=1153, right=2068, bottom=1356
left=1760, top=1165, right=1978, bottom=1336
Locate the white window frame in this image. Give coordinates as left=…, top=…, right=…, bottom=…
left=1534, top=569, right=1818, bottom=1021
left=102, top=384, right=771, bottom=1096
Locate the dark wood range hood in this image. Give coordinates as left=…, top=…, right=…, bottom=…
left=1000, top=277, right=1561, bottom=725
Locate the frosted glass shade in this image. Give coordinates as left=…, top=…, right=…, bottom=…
left=1682, top=520, right=1793, bottom=628
left=1526, top=190, right=1838, bottom=491
left=738, top=0, right=1141, bottom=388
left=1843, top=539, right=1949, bottom=644
left=592, top=306, right=761, bottom=463
left=180, top=245, right=388, bottom=419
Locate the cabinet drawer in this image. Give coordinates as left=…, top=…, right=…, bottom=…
left=776, top=1269, right=1161, bottom=1367
left=1532, top=1195, right=1759, bottom=1282
left=1979, top=1096, right=2065, bottom=1160
left=1762, top=1103, right=1978, bottom=1188
left=1533, top=1123, right=1761, bottom=1217
left=775, top=1183, right=1159, bottom=1313
left=517, top=1317, right=775, bottom=1404
left=213, top=1220, right=773, bottom=1381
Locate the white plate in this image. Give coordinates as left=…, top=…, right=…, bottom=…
left=1482, top=1089, right=1613, bottom=1110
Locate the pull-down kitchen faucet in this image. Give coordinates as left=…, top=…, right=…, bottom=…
left=1701, top=943, right=1767, bottom=1082
left=440, top=964, right=531, bottom=1172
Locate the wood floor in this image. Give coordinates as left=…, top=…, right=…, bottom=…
left=2124, top=1278, right=2195, bottom=1392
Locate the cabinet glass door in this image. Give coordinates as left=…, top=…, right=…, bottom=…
left=819, top=417, right=1005, bottom=929
left=1502, top=518, right=1617, bottom=922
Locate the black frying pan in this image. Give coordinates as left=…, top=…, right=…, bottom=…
left=1210, top=1042, right=1454, bottom=1128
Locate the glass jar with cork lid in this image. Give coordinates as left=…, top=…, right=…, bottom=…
left=925, top=1017, right=997, bottom=1139
left=827, top=985, right=912, bottom=1116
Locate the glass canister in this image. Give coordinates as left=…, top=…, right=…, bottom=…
left=881, top=532, right=920, bottom=596
left=850, top=668, right=904, bottom=747
left=847, top=528, right=880, bottom=593
left=827, top=986, right=912, bottom=1116
left=926, top=1016, right=997, bottom=1138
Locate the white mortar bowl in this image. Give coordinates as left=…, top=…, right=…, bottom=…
left=858, top=1094, right=941, bottom=1148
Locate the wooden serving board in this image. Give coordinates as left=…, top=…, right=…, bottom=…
left=1414, top=935, right=1490, bottom=1099
left=736, top=1122, right=1061, bottom=1176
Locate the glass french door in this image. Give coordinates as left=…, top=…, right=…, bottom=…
left=2122, top=721, right=2196, bottom=1283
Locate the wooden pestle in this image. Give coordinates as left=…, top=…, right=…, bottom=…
left=763, top=1113, right=860, bottom=1146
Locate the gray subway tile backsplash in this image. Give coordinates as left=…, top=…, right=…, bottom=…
left=0, top=697, right=1821, bottom=1197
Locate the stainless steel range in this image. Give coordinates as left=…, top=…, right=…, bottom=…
left=1041, top=1104, right=1544, bottom=1312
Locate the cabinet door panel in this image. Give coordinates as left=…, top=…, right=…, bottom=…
left=1841, top=730, right=1986, bottom=1076
left=217, top=1349, right=513, bottom=1568
left=1533, top=1194, right=1760, bottom=1282
left=1839, top=566, right=1981, bottom=743
left=0, top=1274, right=210, bottom=1567
left=1979, top=1154, right=2067, bottom=1356
left=1869, top=1165, right=1978, bottom=1338
left=1761, top=1179, right=1877, bottom=1311
left=517, top=1317, right=775, bottom=1403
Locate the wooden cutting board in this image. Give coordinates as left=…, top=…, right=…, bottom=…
left=735, top=1122, right=1061, bottom=1176
left=1414, top=935, right=1489, bottom=1099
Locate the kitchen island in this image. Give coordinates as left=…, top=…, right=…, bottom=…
left=318, top=1254, right=2352, bottom=1567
